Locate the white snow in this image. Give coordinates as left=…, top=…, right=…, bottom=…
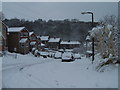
left=8, top=27, right=25, bottom=32
left=108, top=31, right=112, bottom=38
left=19, top=38, right=28, bottom=43
left=29, top=32, right=34, bottom=36
left=2, top=52, right=118, bottom=88
left=86, top=35, right=91, bottom=41
left=86, top=51, right=92, bottom=53
left=32, top=48, right=36, bottom=52
left=48, top=38, right=60, bottom=42
left=30, top=41, right=36, bottom=45
left=60, top=41, right=80, bottom=44
left=107, top=24, right=113, bottom=30
left=41, top=43, right=45, bottom=46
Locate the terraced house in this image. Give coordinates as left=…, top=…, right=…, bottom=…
left=7, top=27, right=29, bottom=54
left=47, top=37, right=61, bottom=50
left=60, top=40, right=81, bottom=49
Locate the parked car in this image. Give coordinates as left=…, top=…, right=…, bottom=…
left=58, top=49, right=64, bottom=53
left=0, top=51, right=3, bottom=57
left=48, top=52, right=55, bottom=58
left=54, top=52, right=62, bottom=59
left=39, top=51, right=49, bottom=58
left=62, top=52, right=74, bottom=62
left=73, top=53, right=81, bottom=59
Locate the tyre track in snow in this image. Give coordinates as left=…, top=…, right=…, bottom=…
left=2, top=58, right=54, bottom=88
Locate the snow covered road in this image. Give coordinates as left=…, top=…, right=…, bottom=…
left=2, top=53, right=118, bottom=88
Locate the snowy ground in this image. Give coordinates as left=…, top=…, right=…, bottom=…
left=2, top=52, right=118, bottom=88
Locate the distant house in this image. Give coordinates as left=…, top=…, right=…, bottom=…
left=60, top=41, right=80, bottom=49
left=29, top=32, right=41, bottom=51
left=0, top=21, right=8, bottom=52
left=40, top=36, right=49, bottom=48
left=7, top=27, right=29, bottom=54
left=40, top=36, right=49, bottom=44
left=48, top=37, right=61, bottom=50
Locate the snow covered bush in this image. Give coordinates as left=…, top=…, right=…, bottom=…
left=89, top=24, right=118, bottom=63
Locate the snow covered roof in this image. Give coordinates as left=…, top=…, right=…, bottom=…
left=86, top=51, right=92, bottom=53
left=59, top=49, right=64, bottom=52
left=30, top=41, right=36, bottom=45
left=29, top=32, right=34, bottom=36
left=48, top=38, right=60, bottom=42
left=40, top=36, right=49, bottom=41
left=8, top=27, right=25, bottom=32
left=41, top=43, right=45, bottom=46
left=19, top=38, right=28, bottom=43
left=65, top=49, right=73, bottom=52
left=60, top=41, right=80, bottom=45
left=37, top=36, right=40, bottom=39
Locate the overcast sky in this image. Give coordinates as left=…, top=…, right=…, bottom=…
left=2, top=2, right=118, bottom=22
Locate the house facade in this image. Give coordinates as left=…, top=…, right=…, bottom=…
left=0, top=21, right=8, bottom=52
left=7, top=27, right=29, bottom=54
left=29, top=32, right=41, bottom=51
left=60, top=41, right=80, bottom=49
left=40, top=36, right=49, bottom=48
left=47, top=37, right=61, bottom=50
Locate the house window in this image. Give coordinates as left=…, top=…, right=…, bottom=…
left=21, top=32, right=28, bottom=37
left=20, top=43, right=25, bottom=48
left=30, top=36, right=36, bottom=40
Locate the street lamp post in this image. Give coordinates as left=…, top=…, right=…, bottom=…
left=81, top=11, right=94, bottom=63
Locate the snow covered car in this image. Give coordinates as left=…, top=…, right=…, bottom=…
left=48, top=52, right=55, bottom=58
left=34, top=49, right=39, bottom=57
left=73, top=53, right=81, bottom=59
left=31, top=48, right=36, bottom=54
left=39, top=51, right=49, bottom=58
left=62, top=52, right=74, bottom=62
left=54, top=52, right=62, bottom=59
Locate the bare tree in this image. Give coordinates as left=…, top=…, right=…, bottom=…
left=99, top=15, right=118, bottom=27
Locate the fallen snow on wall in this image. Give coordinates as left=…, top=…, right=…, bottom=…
left=2, top=53, right=118, bottom=88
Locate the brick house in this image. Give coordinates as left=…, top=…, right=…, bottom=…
left=60, top=40, right=80, bottom=49
left=7, top=27, right=29, bottom=54
left=47, top=37, right=61, bottom=50
left=0, top=21, right=8, bottom=52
